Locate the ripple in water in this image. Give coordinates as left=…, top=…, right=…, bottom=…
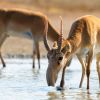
left=0, top=58, right=99, bottom=100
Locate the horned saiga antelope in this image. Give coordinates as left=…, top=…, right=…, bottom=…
left=0, top=8, right=62, bottom=68
left=44, top=15, right=100, bottom=89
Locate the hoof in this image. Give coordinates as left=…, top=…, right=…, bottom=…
left=32, top=66, right=35, bottom=69
left=3, top=65, right=6, bottom=68
left=56, top=86, right=64, bottom=91
left=3, top=64, right=6, bottom=68
left=87, top=86, right=89, bottom=90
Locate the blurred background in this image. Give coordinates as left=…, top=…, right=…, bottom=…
left=1, top=0, right=100, bottom=11
left=0, top=0, right=100, bottom=58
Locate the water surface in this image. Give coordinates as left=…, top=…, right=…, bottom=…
left=0, top=58, right=100, bottom=100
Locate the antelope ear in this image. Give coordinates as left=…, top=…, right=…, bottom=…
left=61, top=44, right=72, bottom=54
left=52, top=41, right=58, bottom=49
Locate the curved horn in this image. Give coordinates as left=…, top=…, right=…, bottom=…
left=43, top=19, right=50, bottom=51
left=58, top=16, right=63, bottom=51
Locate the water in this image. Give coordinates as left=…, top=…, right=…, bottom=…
left=0, top=58, right=100, bottom=100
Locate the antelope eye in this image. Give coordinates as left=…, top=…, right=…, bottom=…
left=57, top=56, right=63, bottom=65
left=58, top=56, right=63, bottom=61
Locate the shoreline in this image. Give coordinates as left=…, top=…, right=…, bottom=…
left=2, top=54, right=46, bottom=59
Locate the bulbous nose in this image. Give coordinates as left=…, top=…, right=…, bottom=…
left=46, top=67, right=56, bottom=86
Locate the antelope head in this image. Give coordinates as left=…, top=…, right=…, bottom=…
left=44, top=17, right=72, bottom=86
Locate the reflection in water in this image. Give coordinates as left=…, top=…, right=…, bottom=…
left=47, top=90, right=67, bottom=100
left=0, top=68, right=2, bottom=73
left=32, top=69, right=40, bottom=79
left=47, top=89, right=100, bottom=100
left=48, top=92, right=60, bottom=100
left=97, top=91, right=100, bottom=100
left=0, top=58, right=99, bottom=100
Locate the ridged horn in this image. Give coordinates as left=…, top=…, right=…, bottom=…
left=43, top=19, right=50, bottom=51
left=57, top=16, right=63, bottom=51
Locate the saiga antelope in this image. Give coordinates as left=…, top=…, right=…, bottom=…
left=0, top=8, right=62, bottom=68
left=44, top=15, right=100, bottom=89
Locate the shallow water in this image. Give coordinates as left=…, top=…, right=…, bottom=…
left=0, top=58, right=100, bottom=100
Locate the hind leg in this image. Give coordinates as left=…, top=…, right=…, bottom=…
left=0, top=51, right=6, bottom=67
left=77, top=54, right=86, bottom=88
left=32, top=49, right=36, bottom=68
left=0, top=35, right=7, bottom=67
left=35, top=41, right=40, bottom=69
left=96, top=53, right=100, bottom=87
left=86, top=49, right=93, bottom=89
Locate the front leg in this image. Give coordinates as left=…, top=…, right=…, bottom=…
left=96, top=53, right=100, bottom=87
left=86, top=49, right=93, bottom=89
left=32, top=49, right=36, bottom=68
left=35, top=41, right=40, bottom=69
left=57, top=66, right=66, bottom=90
left=60, top=66, right=66, bottom=87
left=57, top=60, right=70, bottom=90
left=76, top=54, right=86, bottom=88
left=0, top=52, right=6, bottom=67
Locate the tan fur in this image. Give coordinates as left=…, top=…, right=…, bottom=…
left=64, top=15, right=100, bottom=89
left=66, top=16, right=100, bottom=89
left=0, top=8, right=60, bottom=68
left=45, top=15, right=100, bottom=89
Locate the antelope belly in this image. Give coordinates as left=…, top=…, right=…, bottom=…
left=7, top=30, right=33, bottom=39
